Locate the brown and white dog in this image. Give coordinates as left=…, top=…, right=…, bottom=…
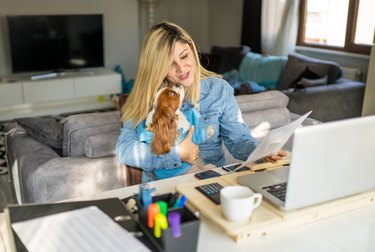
left=145, top=84, right=190, bottom=156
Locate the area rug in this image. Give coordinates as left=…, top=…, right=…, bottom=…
left=0, top=124, right=7, bottom=175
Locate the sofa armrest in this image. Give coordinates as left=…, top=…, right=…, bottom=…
left=4, top=125, right=60, bottom=203
left=30, top=157, right=125, bottom=203
left=283, top=81, right=365, bottom=122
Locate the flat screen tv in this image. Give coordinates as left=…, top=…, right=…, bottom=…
left=7, top=14, right=104, bottom=73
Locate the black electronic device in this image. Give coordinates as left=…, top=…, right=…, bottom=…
left=7, top=14, right=104, bottom=73
left=222, top=163, right=249, bottom=172
left=194, top=170, right=221, bottom=180
left=195, top=182, right=224, bottom=205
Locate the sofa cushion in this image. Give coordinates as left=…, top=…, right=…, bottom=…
left=63, top=111, right=121, bottom=157
left=236, top=90, right=289, bottom=113
left=242, top=107, right=291, bottom=130
left=14, top=117, right=63, bottom=149
left=299, top=75, right=328, bottom=87
left=84, top=131, right=118, bottom=158
left=239, top=52, right=288, bottom=89
left=278, top=53, right=342, bottom=90
left=236, top=90, right=291, bottom=129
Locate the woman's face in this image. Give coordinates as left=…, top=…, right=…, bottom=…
left=166, top=41, right=196, bottom=88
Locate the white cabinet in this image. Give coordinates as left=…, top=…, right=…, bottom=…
left=23, top=78, right=75, bottom=103
left=0, top=69, right=122, bottom=121
left=0, top=69, right=121, bottom=104
left=0, top=83, right=23, bottom=106
left=74, top=72, right=121, bottom=98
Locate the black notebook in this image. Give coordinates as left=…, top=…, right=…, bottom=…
left=4, top=198, right=156, bottom=252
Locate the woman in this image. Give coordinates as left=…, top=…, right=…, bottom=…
left=116, top=21, right=285, bottom=183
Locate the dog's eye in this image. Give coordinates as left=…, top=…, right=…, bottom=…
left=170, top=91, right=177, bottom=96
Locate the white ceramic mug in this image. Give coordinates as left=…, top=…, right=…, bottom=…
left=220, top=185, right=262, bottom=223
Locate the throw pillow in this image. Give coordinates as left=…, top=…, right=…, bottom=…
left=15, top=117, right=63, bottom=149
left=277, top=53, right=342, bottom=90
left=208, top=45, right=251, bottom=73
left=239, top=52, right=288, bottom=90
left=290, top=66, right=321, bottom=89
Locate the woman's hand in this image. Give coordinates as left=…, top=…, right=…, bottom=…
left=263, top=150, right=287, bottom=163
left=180, top=126, right=199, bottom=164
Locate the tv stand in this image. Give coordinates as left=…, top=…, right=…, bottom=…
left=0, top=68, right=121, bottom=121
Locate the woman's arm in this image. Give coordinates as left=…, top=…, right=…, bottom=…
left=220, top=85, right=259, bottom=161
left=116, top=121, right=182, bottom=171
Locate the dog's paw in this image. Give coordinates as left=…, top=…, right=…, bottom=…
left=207, top=125, right=215, bottom=138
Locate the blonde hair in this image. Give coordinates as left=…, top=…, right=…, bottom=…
left=121, top=21, right=218, bottom=126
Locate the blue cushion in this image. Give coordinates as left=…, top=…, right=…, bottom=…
left=222, top=69, right=266, bottom=95
left=239, top=52, right=287, bottom=89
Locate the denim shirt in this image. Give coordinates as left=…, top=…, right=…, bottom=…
left=116, top=77, right=258, bottom=181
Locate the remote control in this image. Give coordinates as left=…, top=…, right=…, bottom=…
left=195, top=182, right=223, bottom=205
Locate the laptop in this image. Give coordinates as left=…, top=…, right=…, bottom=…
left=237, top=115, right=375, bottom=211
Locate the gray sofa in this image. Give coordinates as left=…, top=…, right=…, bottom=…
left=4, top=90, right=318, bottom=204
left=201, top=46, right=365, bottom=122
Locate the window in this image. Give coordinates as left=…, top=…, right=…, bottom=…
left=297, top=0, right=374, bottom=54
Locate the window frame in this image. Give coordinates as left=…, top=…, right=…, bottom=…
left=297, top=0, right=371, bottom=55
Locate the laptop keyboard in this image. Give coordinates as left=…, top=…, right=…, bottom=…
left=262, top=182, right=287, bottom=202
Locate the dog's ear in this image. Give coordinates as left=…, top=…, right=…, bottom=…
left=151, top=105, right=178, bottom=155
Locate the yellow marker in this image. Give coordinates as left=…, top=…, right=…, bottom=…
left=154, top=213, right=168, bottom=238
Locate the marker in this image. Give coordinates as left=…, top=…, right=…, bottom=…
left=168, top=193, right=179, bottom=207
left=168, top=212, right=181, bottom=238
left=173, top=197, right=181, bottom=208
left=178, top=195, right=187, bottom=208
left=154, top=213, right=168, bottom=238
left=147, top=203, right=160, bottom=228
left=142, top=186, right=152, bottom=209
left=156, top=201, right=168, bottom=216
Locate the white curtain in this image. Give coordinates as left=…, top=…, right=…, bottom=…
left=261, top=0, right=300, bottom=56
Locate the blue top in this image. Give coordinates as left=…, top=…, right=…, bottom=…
left=136, top=108, right=210, bottom=180
left=116, top=77, right=258, bottom=182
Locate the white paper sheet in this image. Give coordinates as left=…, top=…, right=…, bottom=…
left=238, top=111, right=312, bottom=169
left=11, top=206, right=151, bottom=252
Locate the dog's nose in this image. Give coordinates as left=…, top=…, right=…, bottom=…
left=175, top=83, right=181, bottom=88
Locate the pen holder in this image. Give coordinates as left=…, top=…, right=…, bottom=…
left=136, top=193, right=200, bottom=252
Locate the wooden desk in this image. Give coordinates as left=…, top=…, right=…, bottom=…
left=1, top=168, right=375, bottom=252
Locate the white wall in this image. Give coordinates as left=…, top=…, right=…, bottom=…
left=149, top=0, right=243, bottom=53
left=152, top=0, right=209, bottom=52
left=0, top=0, right=139, bottom=78
left=0, top=0, right=368, bottom=80
left=207, top=0, right=243, bottom=49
